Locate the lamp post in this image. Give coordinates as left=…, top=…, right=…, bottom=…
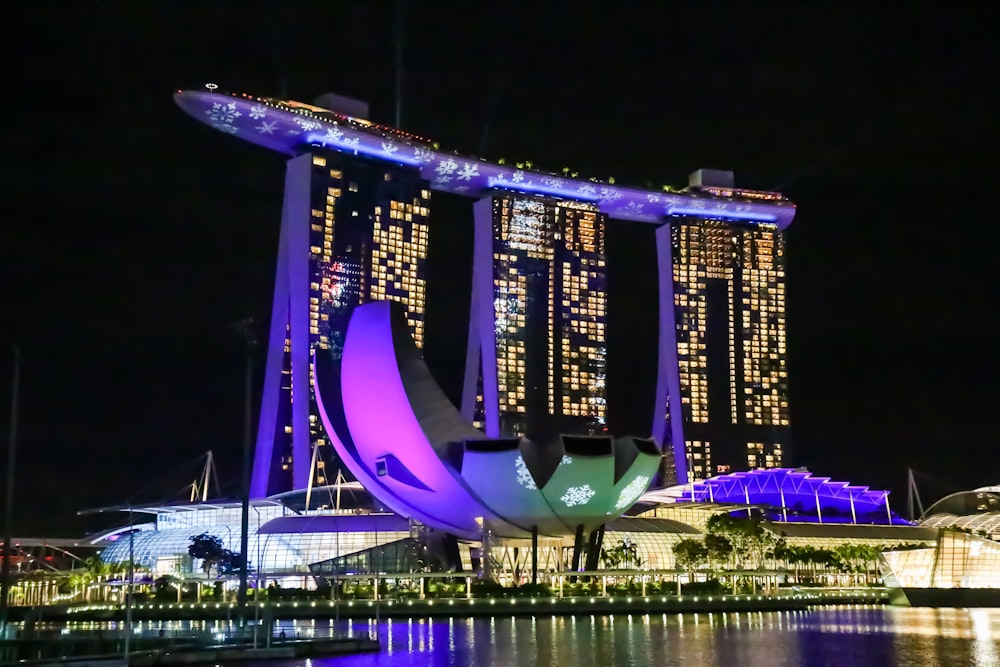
left=123, top=506, right=134, bottom=658
left=233, top=319, right=257, bottom=627
left=252, top=506, right=262, bottom=648
left=0, top=345, right=20, bottom=640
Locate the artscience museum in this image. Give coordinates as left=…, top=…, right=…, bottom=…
left=314, top=300, right=661, bottom=542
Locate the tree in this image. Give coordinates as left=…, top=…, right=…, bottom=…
left=600, top=539, right=643, bottom=570
left=705, top=513, right=776, bottom=570
left=188, top=533, right=241, bottom=577
left=672, top=539, right=708, bottom=576
left=704, top=533, right=733, bottom=568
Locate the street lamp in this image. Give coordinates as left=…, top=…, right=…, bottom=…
left=0, top=345, right=21, bottom=639
left=123, top=506, right=134, bottom=658
left=252, top=506, right=262, bottom=648
left=233, top=318, right=257, bottom=627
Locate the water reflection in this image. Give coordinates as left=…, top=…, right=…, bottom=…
left=25, top=606, right=1000, bottom=666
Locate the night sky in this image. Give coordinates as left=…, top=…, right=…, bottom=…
left=4, top=3, right=997, bottom=534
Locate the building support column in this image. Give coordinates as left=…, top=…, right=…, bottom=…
left=251, top=153, right=314, bottom=496
left=585, top=526, right=605, bottom=572
left=570, top=525, right=585, bottom=578
left=531, top=526, right=538, bottom=586
left=652, top=222, right=687, bottom=485
left=462, top=197, right=500, bottom=436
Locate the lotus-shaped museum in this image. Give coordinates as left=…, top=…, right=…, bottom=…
left=313, top=301, right=659, bottom=540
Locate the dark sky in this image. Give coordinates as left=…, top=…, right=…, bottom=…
left=4, top=2, right=997, bottom=534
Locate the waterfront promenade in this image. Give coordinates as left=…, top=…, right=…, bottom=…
left=8, top=588, right=885, bottom=623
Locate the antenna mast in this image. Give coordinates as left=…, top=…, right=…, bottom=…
left=305, top=443, right=321, bottom=512
left=189, top=451, right=217, bottom=502
left=394, top=0, right=404, bottom=127
left=907, top=468, right=924, bottom=521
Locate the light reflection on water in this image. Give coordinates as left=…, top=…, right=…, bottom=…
left=40, top=605, right=1000, bottom=666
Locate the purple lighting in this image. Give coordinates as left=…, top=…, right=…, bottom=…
left=338, top=302, right=493, bottom=537
left=314, top=301, right=661, bottom=539
left=173, top=90, right=797, bottom=229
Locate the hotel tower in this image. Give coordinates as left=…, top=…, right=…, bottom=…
left=250, top=148, right=431, bottom=497
left=652, top=170, right=791, bottom=484
left=462, top=194, right=609, bottom=444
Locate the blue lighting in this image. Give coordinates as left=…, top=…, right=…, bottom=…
left=680, top=468, right=906, bottom=526
left=305, top=133, right=424, bottom=167
left=667, top=207, right=779, bottom=223
left=175, top=91, right=798, bottom=231
left=486, top=181, right=602, bottom=203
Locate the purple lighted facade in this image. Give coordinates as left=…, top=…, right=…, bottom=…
left=173, top=90, right=795, bottom=228
left=252, top=154, right=314, bottom=493
left=173, top=87, right=797, bottom=498
left=313, top=300, right=661, bottom=539
left=641, top=468, right=905, bottom=525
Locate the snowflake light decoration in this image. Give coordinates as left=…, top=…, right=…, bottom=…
left=457, top=163, right=479, bottom=181
left=323, top=128, right=344, bottom=143
left=413, top=148, right=434, bottom=163
left=577, top=184, right=597, bottom=196
left=436, top=158, right=458, bottom=176
left=206, top=102, right=241, bottom=126
left=381, top=141, right=398, bottom=154
left=256, top=121, right=277, bottom=135
left=598, top=187, right=623, bottom=202
left=561, top=485, right=596, bottom=508
left=514, top=456, right=536, bottom=490
left=511, top=170, right=525, bottom=183
left=294, top=117, right=323, bottom=132
left=623, top=201, right=645, bottom=215
left=614, top=475, right=651, bottom=511
left=248, top=105, right=267, bottom=120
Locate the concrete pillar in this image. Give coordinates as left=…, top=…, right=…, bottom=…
left=531, top=527, right=538, bottom=586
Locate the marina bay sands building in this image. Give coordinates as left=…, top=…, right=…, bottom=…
left=651, top=188, right=790, bottom=483
left=251, top=144, right=431, bottom=496
left=462, top=195, right=608, bottom=442
left=173, top=88, right=797, bottom=498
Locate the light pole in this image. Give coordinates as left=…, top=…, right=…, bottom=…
left=252, top=506, right=261, bottom=648
left=233, top=319, right=257, bottom=627
left=123, top=506, right=134, bottom=658
left=0, top=345, right=20, bottom=640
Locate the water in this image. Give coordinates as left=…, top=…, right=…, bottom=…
left=40, top=606, right=1000, bottom=665
left=269, top=606, right=1000, bottom=666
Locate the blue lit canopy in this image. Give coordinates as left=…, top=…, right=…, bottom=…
left=641, top=468, right=906, bottom=525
